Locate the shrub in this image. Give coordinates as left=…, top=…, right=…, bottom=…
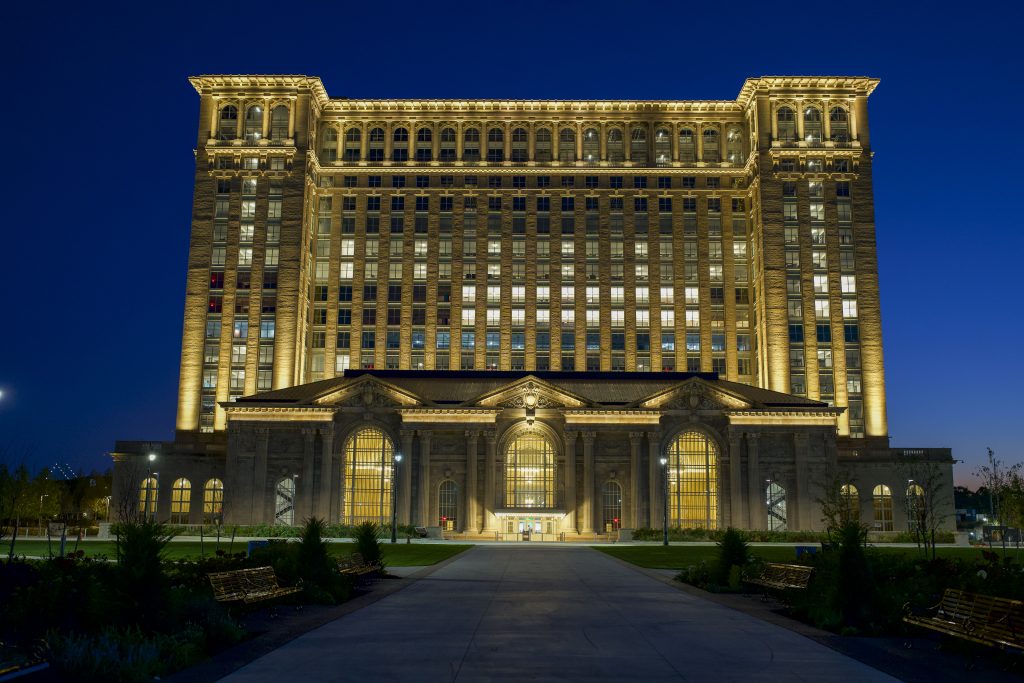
left=676, top=561, right=711, bottom=589
left=714, top=527, right=750, bottom=586
left=45, top=625, right=206, bottom=683
left=353, top=521, right=384, bottom=570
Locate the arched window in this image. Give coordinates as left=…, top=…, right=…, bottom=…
left=607, top=128, right=624, bottom=162
left=678, top=128, right=695, bottom=163
left=654, top=128, right=671, bottom=166
left=270, top=105, right=289, bottom=141
left=344, top=127, right=361, bottom=161
left=510, top=128, right=528, bottom=162
left=415, top=127, right=432, bottom=162
left=602, top=481, right=622, bottom=532
left=486, top=127, right=504, bottom=162
left=367, top=127, right=385, bottom=161
left=439, top=480, right=458, bottom=530
left=906, top=483, right=925, bottom=532
left=804, top=107, right=822, bottom=144
left=872, top=484, right=893, bottom=531
left=558, top=128, right=576, bottom=162
left=320, top=127, right=338, bottom=162
left=343, top=427, right=395, bottom=524
left=766, top=481, right=787, bottom=531
left=392, top=127, right=409, bottom=162
left=439, top=127, right=457, bottom=162
left=702, top=128, right=720, bottom=162
left=274, top=477, right=295, bottom=526
left=830, top=107, right=849, bottom=142
left=504, top=431, right=555, bottom=508
left=840, top=484, right=860, bottom=523
left=244, top=105, right=263, bottom=142
left=726, top=127, right=743, bottom=166
left=217, top=105, right=238, bottom=140
left=138, top=477, right=159, bottom=516
left=534, top=128, right=552, bottom=162
left=463, top=128, right=480, bottom=162
left=777, top=107, right=796, bottom=142
left=630, top=126, right=647, bottom=164
left=204, top=478, right=224, bottom=524
left=170, top=478, right=191, bottom=525
left=582, top=128, right=600, bottom=163
left=666, top=431, right=718, bottom=529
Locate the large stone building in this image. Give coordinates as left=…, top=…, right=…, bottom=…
left=112, top=75, right=953, bottom=538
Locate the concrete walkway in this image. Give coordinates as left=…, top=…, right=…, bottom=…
left=221, top=546, right=895, bottom=682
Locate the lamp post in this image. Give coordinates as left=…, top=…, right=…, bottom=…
left=659, top=457, right=669, bottom=546
left=390, top=453, right=403, bottom=544
left=39, top=494, right=49, bottom=537
left=145, top=453, right=157, bottom=523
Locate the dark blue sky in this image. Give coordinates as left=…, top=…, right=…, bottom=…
left=2, top=2, right=1021, bottom=485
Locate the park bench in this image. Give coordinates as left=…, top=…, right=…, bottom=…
left=744, top=562, right=814, bottom=600
left=207, top=566, right=301, bottom=604
left=904, top=588, right=1024, bottom=652
left=337, top=551, right=381, bottom=580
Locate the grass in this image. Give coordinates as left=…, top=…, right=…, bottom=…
left=3, top=539, right=471, bottom=566
left=594, top=544, right=1010, bottom=570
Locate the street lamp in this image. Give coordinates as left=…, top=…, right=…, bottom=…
left=145, top=453, right=157, bottom=523
left=39, top=494, right=49, bottom=537
left=390, top=453, right=403, bottom=544
left=659, top=457, right=669, bottom=546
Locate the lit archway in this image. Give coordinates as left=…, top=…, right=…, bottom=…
left=204, top=478, right=224, bottom=524
left=666, top=431, right=718, bottom=529
left=439, top=480, right=458, bottom=530
left=602, top=481, right=622, bottom=532
left=342, top=427, right=395, bottom=524
left=170, top=478, right=191, bottom=525
left=873, top=484, right=893, bottom=531
left=504, top=431, right=555, bottom=508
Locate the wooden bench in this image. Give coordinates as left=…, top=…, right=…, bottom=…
left=207, top=566, right=301, bottom=604
left=744, top=562, right=814, bottom=599
left=904, top=588, right=1024, bottom=652
left=337, top=551, right=381, bottom=579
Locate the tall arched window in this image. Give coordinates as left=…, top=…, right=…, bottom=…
left=654, top=128, right=671, bottom=166
left=607, top=128, right=624, bottom=162
left=343, top=427, right=395, bottom=524
left=804, top=107, right=822, bottom=144
left=511, top=128, right=528, bottom=162
left=217, top=105, right=238, bottom=140
left=392, top=127, right=409, bottom=161
left=666, top=431, right=718, bottom=529
left=439, top=480, right=458, bottom=530
left=840, top=484, right=860, bottom=523
left=463, top=128, right=480, bottom=161
left=630, top=126, right=648, bottom=164
left=244, top=105, right=263, bottom=142
left=415, top=127, right=432, bottom=162
left=534, top=128, right=552, bottom=162
left=270, top=105, right=289, bottom=141
left=777, top=107, right=796, bottom=142
left=344, top=127, right=361, bottom=161
left=170, top=478, right=191, bottom=525
left=582, top=128, right=600, bottom=163
left=829, top=107, right=849, bottom=142
left=678, top=128, right=695, bottom=162
left=138, top=477, right=159, bottom=516
left=439, top=127, right=457, bottom=161
left=558, top=128, right=576, bottom=162
left=872, top=484, right=893, bottom=531
left=274, top=477, right=295, bottom=526
left=766, top=481, right=787, bottom=531
left=367, top=127, right=385, bottom=161
left=486, top=127, right=504, bottom=162
left=726, top=127, right=743, bottom=166
left=702, top=128, right=720, bottom=162
left=504, top=431, right=555, bottom=508
left=320, top=127, right=338, bottom=162
left=906, top=483, right=925, bottom=532
left=204, top=478, right=224, bottom=524
left=602, top=481, right=622, bottom=532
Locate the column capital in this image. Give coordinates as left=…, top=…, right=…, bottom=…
left=745, top=431, right=760, bottom=444
left=582, top=431, right=597, bottom=445
left=417, top=428, right=432, bottom=442
left=628, top=431, right=644, bottom=446
left=255, top=426, right=270, bottom=438
left=793, top=432, right=810, bottom=444
left=301, top=427, right=317, bottom=440
left=485, top=429, right=498, bottom=445
left=465, top=429, right=479, bottom=439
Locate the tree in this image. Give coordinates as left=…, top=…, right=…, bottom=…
left=815, top=465, right=858, bottom=542
left=899, top=457, right=952, bottom=560
left=974, top=449, right=1023, bottom=554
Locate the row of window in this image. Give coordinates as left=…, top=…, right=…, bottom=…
left=216, top=104, right=290, bottom=142
left=319, top=173, right=734, bottom=189
left=138, top=477, right=224, bottom=523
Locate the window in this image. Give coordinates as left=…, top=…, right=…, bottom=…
left=535, top=128, right=552, bottom=162
left=505, top=431, right=555, bottom=508
left=630, top=127, right=647, bottom=164
left=343, top=427, right=395, bottom=524
left=439, top=127, right=457, bottom=161
left=203, top=478, right=224, bottom=523
left=872, top=484, right=894, bottom=531
left=666, top=431, right=718, bottom=529
left=274, top=477, right=295, bottom=526
left=829, top=107, right=849, bottom=142
left=138, top=477, right=159, bottom=516
left=607, top=128, right=624, bottom=162
left=170, top=478, right=191, bottom=524
left=678, top=128, right=695, bottom=162
left=270, top=105, right=289, bottom=141
left=244, top=105, right=262, bottom=142
left=217, top=104, right=238, bottom=140
left=439, top=481, right=458, bottom=530
left=582, top=128, right=599, bottom=163
left=486, top=127, right=504, bottom=162
left=906, top=483, right=925, bottom=532
left=654, top=128, right=671, bottom=166
left=602, top=481, right=622, bottom=532
left=777, top=107, right=795, bottom=142
left=463, top=128, right=480, bottom=161
left=558, top=128, right=576, bottom=162
left=391, top=127, right=409, bottom=161
left=702, top=129, right=719, bottom=162
left=841, top=484, right=860, bottom=523
left=766, top=482, right=787, bottom=531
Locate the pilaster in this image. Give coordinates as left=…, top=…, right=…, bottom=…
left=483, top=430, right=497, bottom=532
left=418, top=429, right=432, bottom=526
left=400, top=429, right=414, bottom=525
left=563, top=431, right=577, bottom=533
left=628, top=431, right=643, bottom=528
left=465, top=430, right=479, bottom=533
left=581, top=431, right=596, bottom=533
left=746, top=432, right=761, bottom=529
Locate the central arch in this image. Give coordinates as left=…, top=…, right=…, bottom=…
left=666, top=430, right=719, bottom=529
left=504, top=430, right=556, bottom=508
left=342, top=426, right=395, bottom=524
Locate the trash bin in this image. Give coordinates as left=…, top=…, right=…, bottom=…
left=247, top=539, right=270, bottom=557
left=795, top=545, right=817, bottom=559
left=521, top=530, right=531, bottom=542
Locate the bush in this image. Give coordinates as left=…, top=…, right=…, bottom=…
left=46, top=626, right=206, bottom=683
left=353, top=521, right=384, bottom=570
left=114, top=521, right=175, bottom=620
left=714, top=527, right=750, bottom=587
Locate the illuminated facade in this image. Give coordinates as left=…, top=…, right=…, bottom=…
left=110, top=75, right=953, bottom=536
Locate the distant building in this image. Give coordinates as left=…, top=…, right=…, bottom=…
left=113, top=75, right=953, bottom=537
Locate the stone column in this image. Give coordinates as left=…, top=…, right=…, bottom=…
left=527, top=123, right=536, bottom=161
left=465, top=430, right=479, bottom=533
left=823, top=103, right=832, bottom=142
left=624, top=122, right=632, bottom=162
left=746, top=432, right=761, bottom=529
left=696, top=124, right=704, bottom=162
left=384, top=123, right=393, bottom=161
left=581, top=431, right=596, bottom=533
left=334, top=125, right=342, bottom=160
left=209, top=97, right=219, bottom=140
left=575, top=123, right=584, bottom=161
left=301, top=427, right=316, bottom=521
left=563, top=431, right=577, bottom=532
left=261, top=99, right=270, bottom=139
left=400, top=430, right=414, bottom=525
left=418, top=430, right=432, bottom=526
left=599, top=123, right=608, bottom=161
left=628, top=432, right=643, bottom=528
left=552, top=121, right=560, bottom=162
left=503, top=123, right=511, bottom=162
left=456, top=123, right=464, bottom=160
left=287, top=98, right=295, bottom=139
left=483, top=430, right=497, bottom=532
left=252, top=427, right=269, bottom=523
left=318, top=424, right=335, bottom=521
left=359, top=123, right=368, bottom=160
left=794, top=432, right=810, bottom=531
left=729, top=431, right=744, bottom=529
left=671, top=124, right=680, bottom=162
left=648, top=432, right=661, bottom=531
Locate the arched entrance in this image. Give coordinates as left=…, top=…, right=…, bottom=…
left=666, top=430, right=719, bottom=529
left=342, top=427, right=395, bottom=525
left=500, top=430, right=560, bottom=539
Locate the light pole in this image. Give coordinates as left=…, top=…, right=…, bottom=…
left=145, top=453, right=157, bottom=523
left=659, top=457, right=669, bottom=546
left=390, top=453, right=403, bottom=544
left=39, top=494, right=49, bottom=536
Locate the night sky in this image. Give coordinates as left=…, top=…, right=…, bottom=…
left=3, top=2, right=1021, bottom=485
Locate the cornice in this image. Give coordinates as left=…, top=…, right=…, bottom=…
left=189, top=75, right=329, bottom=108
left=737, top=76, right=880, bottom=109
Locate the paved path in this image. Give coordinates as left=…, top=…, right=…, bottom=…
left=222, top=546, right=894, bottom=682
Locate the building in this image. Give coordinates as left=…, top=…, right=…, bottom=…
left=112, top=75, right=954, bottom=537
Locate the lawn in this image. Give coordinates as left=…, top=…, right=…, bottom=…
left=4, top=539, right=471, bottom=566
left=594, top=544, right=1008, bottom=570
